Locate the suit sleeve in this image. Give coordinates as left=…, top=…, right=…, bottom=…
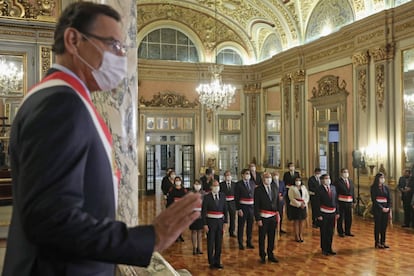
left=202, top=195, right=208, bottom=225
left=235, top=182, right=241, bottom=210
left=14, top=91, right=154, bottom=266
left=254, top=187, right=261, bottom=221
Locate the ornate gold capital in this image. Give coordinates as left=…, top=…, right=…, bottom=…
left=370, top=43, right=395, bottom=62
left=352, top=51, right=370, bottom=66
left=0, top=0, right=57, bottom=20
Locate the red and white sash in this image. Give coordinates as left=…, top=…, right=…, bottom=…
left=338, top=195, right=353, bottom=203
left=320, top=205, right=336, bottom=213
left=259, top=210, right=279, bottom=218
left=226, top=195, right=235, bottom=201
left=376, top=196, right=387, bottom=203
left=207, top=211, right=224, bottom=219
left=240, top=198, right=254, bottom=205
left=24, top=71, right=120, bottom=207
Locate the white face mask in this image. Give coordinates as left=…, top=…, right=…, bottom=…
left=379, top=178, right=385, bottom=184
left=225, top=175, right=232, bottom=182
left=170, top=174, right=176, bottom=179
left=194, top=184, right=201, bottom=191
left=295, top=181, right=301, bottom=186
left=324, top=179, right=331, bottom=185
left=175, top=181, right=182, bottom=187
left=250, top=167, right=256, bottom=172
left=289, top=166, right=295, bottom=171
left=76, top=37, right=127, bottom=91
left=315, top=174, right=321, bottom=178
left=264, top=178, right=272, bottom=185
left=273, top=176, right=279, bottom=182
left=212, top=186, right=220, bottom=193
left=244, top=174, right=251, bottom=181
left=342, top=172, right=349, bottom=178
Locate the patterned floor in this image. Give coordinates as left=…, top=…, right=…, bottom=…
left=140, top=194, right=414, bottom=276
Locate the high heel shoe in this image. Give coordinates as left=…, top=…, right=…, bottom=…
left=382, top=244, right=390, bottom=248
left=375, top=243, right=384, bottom=249
left=193, top=248, right=197, bottom=255
left=196, top=248, right=203, bottom=254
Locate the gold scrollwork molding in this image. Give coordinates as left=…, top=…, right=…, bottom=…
left=357, top=68, right=367, bottom=112
left=311, top=75, right=348, bottom=98
left=292, top=70, right=305, bottom=83
left=375, top=64, right=385, bottom=110
left=40, top=46, right=52, bottom=79
left=369, top=43, right=395, bottom=62
left=0, top=0, right=57, bottom=21
left=352, top=51, right=370, bottom=66
left=282, top=74, right=291, bottom=120
left=243, top=82, right=261, bottom=94
left=139, top=91, right=198, bottom=108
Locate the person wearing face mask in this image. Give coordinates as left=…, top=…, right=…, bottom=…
left=220, top=170, right=237, bottom=237
left=254, top=172, right=280, bottom=263
left=167, top=176, right=188, bottom=242
left=201, top=168, right=215, bottom=192
left=370, top=173, right=392, bottom=249
left=161, top=168, right=175, bottom=202
left=202, top=181, right=228, bottom=269
left=190, top=180, right=205, bottom=255
left=288, top=177, right=309, bottom=242
left=249, top=162, right=263, bottom=186
left=2, top=3, right=203, bottom=275
left=272, top=171, right=287, bottom=234
left=397, top=169, right=413, bottom=227
left=308, top=168, right=322, bottom=228
left=334, top=168, right=355, bottom=237
left=283, top=162, right=301, bottom=221
left=316, top=174, right=339, bottom=256
left=235, top=168, right=256, bottom=250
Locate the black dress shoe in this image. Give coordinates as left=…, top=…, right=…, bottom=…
left=338, top=233, right=345, bottom=237
left=239, top=244, right=245, bottom=250
left=260, top=257, right=266, bottom=264
left=230, top=233, right=237, bottom=237
left=280, top=230, right=287, bottom=234
left=268, top=256, right=279, bottom=263
left=215, top=264, right=224, bottom=269
left=375, top=243, right=384, bottom=249
left=402, top=224, right=409, bottom=228
left=328, top=251, right=337, bottom=255
left=382, top=244, right=390, bottom=248
left=345, top=233, right=354, bottom=237
left=209, top=264, right=215, bottom=269
left=247, top=244, right=255, bottom=249
left=196, top=248, right=203, bottom=254
left=322, top=251, right=330, bottom=256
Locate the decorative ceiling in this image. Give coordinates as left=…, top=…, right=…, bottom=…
left=137, top=0, right=410, bottom=63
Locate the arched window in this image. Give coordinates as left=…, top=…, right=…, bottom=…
left=216, top=48, right=243, bottom=65
left=260, top=34, right=282, bottom=61
left=138, top=28, right=199, bottom=62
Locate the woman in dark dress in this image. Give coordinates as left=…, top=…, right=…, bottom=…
left=288, top=177, right=309, bottom=242
left=167, top=176, right=188, bottom=242
left=370, top=173, right=392, bottom=249
left=189, top=180, right=205, bottom=254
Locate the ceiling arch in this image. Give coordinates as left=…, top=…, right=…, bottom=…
left=137, top=0, right=411, bottom=64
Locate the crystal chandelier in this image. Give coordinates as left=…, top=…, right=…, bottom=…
left=0, top=56, right=23, bottom=95
left=196, top=0, right=236, bottom=111
left=196, top=64, right=236, bottom=111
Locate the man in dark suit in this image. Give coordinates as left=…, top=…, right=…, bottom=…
left=398, top=169, right=413, bottom=227
left=334, top=168, right=355, bottom=237
left=283, top=162, right=300, bottom=221
left=202, top=180, right=228, bottom=269
left=272, top=171, right=286, bottom=233
left=235, top=168, right=256, bottom=250
left=316, top=174, right=339, bottom=256
left=254, top=172, right=280, bottom=263
left=220, top=170, right=236, bottom=237
left=2, top=3, right=201, bottom=275
left=249, top=162, right=263, bottom=186
left=308, top=168, right=322, bottom=228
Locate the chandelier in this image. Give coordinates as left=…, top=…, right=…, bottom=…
left=0, top=56, right=23, bottom=95
left=196, top=64, right=236, bottom=111
left=196, top=0, right=236, bottom=111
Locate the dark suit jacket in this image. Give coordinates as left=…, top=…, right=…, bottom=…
left=308, top=175, right=320, bottom=197
left=234, top=179, right=256, bottom=210
left=370, top=184, right=392, bottom=213
left=316, top=184, right=339, bottom=217
left=254, top=184, right=279, bottom=221
left=272, top=180, right=286, bottom=208
left=334, top=177, right=355, bottom=204
left=220, top=180, right=236, bottom=201
left=3, top=70, right=155, bottom=276
left=202, top=192, right=228, bottom=225
left=283, top=171, right=300, bottom=186
left=250, top=171, right=263, bottom=186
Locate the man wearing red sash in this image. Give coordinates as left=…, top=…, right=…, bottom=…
left=3, top=3, right=200, bottom=276
left=316, top=174, right=339, bottom=256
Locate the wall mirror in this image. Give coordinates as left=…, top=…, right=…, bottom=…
left=403, top=48, right=414, bottom=169
left=0, top=53, right=25, bottom=97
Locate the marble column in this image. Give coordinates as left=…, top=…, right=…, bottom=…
left=90, top=0, right=138, bottom=227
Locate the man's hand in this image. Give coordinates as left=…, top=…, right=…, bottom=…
left=153, top=192, right=201, bottom=252
left=238, top=209, right=244, bottom=217
left=204, top=225, right=209, bottom=233
left=257, top=220, right=263, bottom=227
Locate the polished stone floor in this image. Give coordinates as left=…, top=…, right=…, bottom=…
left=1, top=195, right=414, bottom=275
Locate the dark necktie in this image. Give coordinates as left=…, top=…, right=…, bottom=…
left=345, top=179, right=350, bottom=190
left=245, top=181, right=250, bottom=191
left=227, top=182, right=231, bottom=191
left=326, top=185, right=332, bottom=199
left=214, top=194, right=219, bottom=206
left=266, top=185, right=272, bottom=200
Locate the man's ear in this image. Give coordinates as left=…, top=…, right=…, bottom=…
left=64, top=28, right=81, bottom=55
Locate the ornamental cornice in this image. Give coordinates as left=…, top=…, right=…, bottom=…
left=311, top=75, right=349, bottom=99
left=139, top=91, right=198, bottom=108
left=369, top=43, right=395, bottom=62
left=0, top=0, right=58, bottom=21
left=352, top=51, right=370, bottom=66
